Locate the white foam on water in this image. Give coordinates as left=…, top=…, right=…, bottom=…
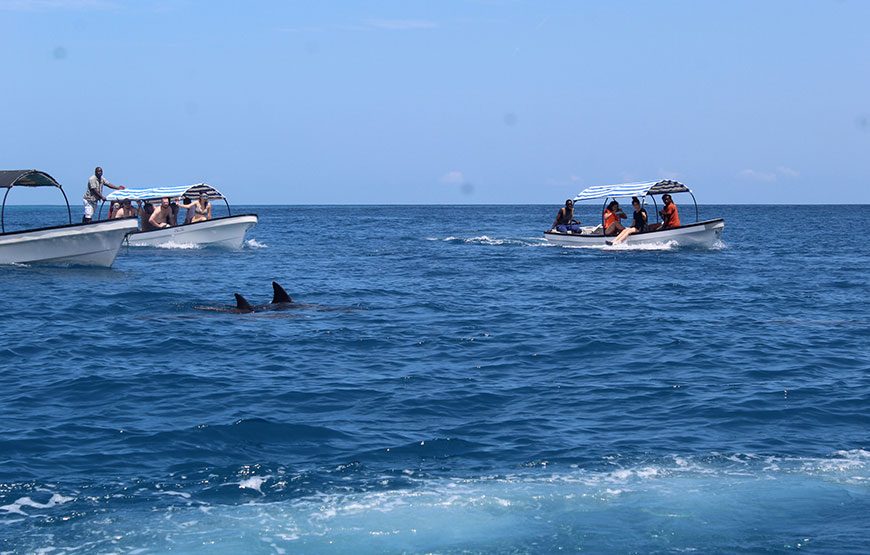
left=0, top=493, right=73, bottom=516
left=153, top=241, right=202, bottom=250
left=10, top=454, right=870, bottom=552
left=157, top=491, right=192, bottom=499
left=245, top=238, right=268, bottom=249
left=238, top=476, right=268, bottom=494
left=441, top=235, right=550, bottom=247
left=602, top=240, right=680, bottom=251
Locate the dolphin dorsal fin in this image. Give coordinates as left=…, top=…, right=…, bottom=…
left=234, top=293, right=253, bottom=311
left=271, top=281, right=292, bottom=304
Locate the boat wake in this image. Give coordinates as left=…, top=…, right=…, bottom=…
left=151, top=241, right=202, bottom=250
left=602, top=240, right=680, bottom=251
left=434, top=235, right=553, bottom=247
left=245, top=238, right=268, bottom=249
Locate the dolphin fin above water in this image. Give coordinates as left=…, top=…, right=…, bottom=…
left=194, top=284, right=298, bottom=314
left=234, top=293, right=254, bottom=312
left=271, top=281, right=292, bottom=304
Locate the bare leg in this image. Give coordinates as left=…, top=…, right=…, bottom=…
left=612, top=226, right=637, bottom=245
left=605, top=223, right=625, bottom=236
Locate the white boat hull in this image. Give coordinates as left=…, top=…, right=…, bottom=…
left=544, top=219, right=725, bottom=247
left=126, top=214, right=258, bottom=249
left=0, top=218, right=139, bottom=267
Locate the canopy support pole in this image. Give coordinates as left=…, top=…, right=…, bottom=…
left=223, top=198, right=231, bottom=216
left=601, top=197, right=609, bottom=235
left=59, top=186, right=72, bottom=224
left=689, top=191, right=699, bottom=222
left=1, top=188, right=10, bottom=233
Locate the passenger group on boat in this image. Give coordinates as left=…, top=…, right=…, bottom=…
left=544, top=179, right=724, bottom=247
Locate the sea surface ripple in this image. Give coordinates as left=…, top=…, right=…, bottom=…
left=1, top=204, right=868, bottom=553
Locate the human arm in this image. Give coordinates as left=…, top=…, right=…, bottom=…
left=551, top=208, right=564, bottom=229
left=148, top=209, right=169, bottom=228
left=206, top=204, right=212, bottom=219
left=103, top=179, right=125, bottom=191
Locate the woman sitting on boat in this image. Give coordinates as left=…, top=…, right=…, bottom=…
left=176, top=194, right=213, bottom=224
left=603, top=200, right=626, bottom=235
left=552, top=199, right=581, bottom=233
left=611, top=197, right=647, bottom=245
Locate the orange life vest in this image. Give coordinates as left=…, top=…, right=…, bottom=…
left=662, top=203, right=681, bottom=228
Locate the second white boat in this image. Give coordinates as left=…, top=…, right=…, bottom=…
left=106, top=183, right=258, bottom=249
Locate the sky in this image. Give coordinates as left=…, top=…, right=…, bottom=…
left=1, top=0, right=869, bottom=204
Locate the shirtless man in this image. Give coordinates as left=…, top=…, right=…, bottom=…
left=551, top=199, right=580, bottom=232
left=112, top=199, right=137, bottom=219
left=148, top=197, right=173, bottom=229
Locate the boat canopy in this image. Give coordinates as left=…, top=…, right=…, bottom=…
left=573, top=179, right=690, bottom=202
left=0, top=169, right=63, bottom=189
left=106, top=183, right=226, bottom=202
left=1, top=169, right=72, bottom=232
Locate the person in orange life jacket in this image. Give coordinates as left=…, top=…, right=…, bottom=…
left=603, top=200, right=626, bottom=235
left=649, top=194, right=681, bottom=231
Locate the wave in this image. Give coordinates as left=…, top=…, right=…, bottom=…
left=5, top=451, right=867, bottom=552
left=601, top=240, right=680, bottom=251
left=153, top=241, right=202, bottom=250
left=245, top=238, right=268, bottom=249
left=437, top=235, right=552, bottom=247
left=0, top=493, right=73, bottom=516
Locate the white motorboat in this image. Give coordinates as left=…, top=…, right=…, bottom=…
left=0, top=169, right=138, bottom=267
left=544, top=180, right=725, bottom=247
left=106, top=183, right=258, bottom=249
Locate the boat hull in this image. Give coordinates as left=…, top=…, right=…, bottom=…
left=127, top=214, right=258, bottom=249
left=0, top=218, right=139, bottom=267
left=544, top=218, right=725, bottom=247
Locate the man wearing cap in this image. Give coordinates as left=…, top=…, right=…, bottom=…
left=82, top=166, right=125, bottom=223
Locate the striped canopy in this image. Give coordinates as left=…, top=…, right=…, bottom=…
left=573, top=180, right=690, bottom=202
left=106, top=183, right=225, bottom=202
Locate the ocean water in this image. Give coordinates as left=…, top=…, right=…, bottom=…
left=1, top=204, right=868, bottom=554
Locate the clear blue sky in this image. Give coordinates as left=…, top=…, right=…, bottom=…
left=1, top=0, right=868, bottom=204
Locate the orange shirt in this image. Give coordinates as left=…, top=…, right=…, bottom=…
left=662, top=203, right=681, bottom=228
left=603, top=209, right=619, bottom=228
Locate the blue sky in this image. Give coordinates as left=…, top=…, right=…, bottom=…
left=1, top=0, right=868, bottom=204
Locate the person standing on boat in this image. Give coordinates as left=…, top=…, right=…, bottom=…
left=551, top=199, right=580, bottom=232
left=649, top=194, right=681, bottom=231
left=603, top=200, right=626, bottom=235
left=82, top=167, right=125, bottom=223
left=611, top=197, right=648, bottom=245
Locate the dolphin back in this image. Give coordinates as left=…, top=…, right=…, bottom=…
left=234, top=293, right=254, bottom=312
left=271, top=282, right=292, bottom=304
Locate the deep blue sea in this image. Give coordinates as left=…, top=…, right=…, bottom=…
left=1, top=204, right=868, bottom=554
